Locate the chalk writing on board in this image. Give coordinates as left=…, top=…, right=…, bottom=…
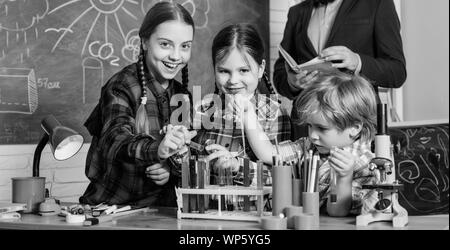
left=391, top=124, right=449, bottom=215
left=36, top=78, right=61, bottom=89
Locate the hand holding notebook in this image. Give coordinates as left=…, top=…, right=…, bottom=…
left=278, top=45, right=338, bottom=74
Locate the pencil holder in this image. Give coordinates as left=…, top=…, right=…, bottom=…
left=302, top=192, right=320, bottom=227
left=292, top=178, right=302, bottom=206
left=272, top=165, right=292, bottom=216
left=12, top=177, right=45, bottom=213
left=294, top=213, right=316, bottom=230
left=285, top=205, right=303, bottom=229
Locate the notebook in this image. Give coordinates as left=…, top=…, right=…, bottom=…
left=278, top=44, right=338, bottom=74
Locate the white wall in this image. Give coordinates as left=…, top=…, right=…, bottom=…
left=269, top=0, right=301, bottom=78
left=401, top=0, right=449, bottom=121
left=269, top=0, right=302, bottom=113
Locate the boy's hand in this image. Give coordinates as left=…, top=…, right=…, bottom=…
left=145, top=163, right=170, bottom=185
left=329, top=147, right=356, bottom=179
left=157, top=125, right=197, bottom=159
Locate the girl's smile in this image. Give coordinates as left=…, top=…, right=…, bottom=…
left=162, top=61, right=183, bottom=71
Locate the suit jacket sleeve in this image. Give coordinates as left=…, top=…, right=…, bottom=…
left=273, top=6, right=301, bottom=100
left=359, top=0, right=407, bottom=89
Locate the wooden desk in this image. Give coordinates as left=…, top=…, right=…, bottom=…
left=0, top=209, right=447, bottom=230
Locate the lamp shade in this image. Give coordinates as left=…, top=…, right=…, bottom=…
left=41, top=115, right=84, bottom=161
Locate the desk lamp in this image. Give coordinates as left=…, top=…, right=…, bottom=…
left=11, top=115, right=84, bottom=213
left=32, top=115, right=84, bottom=177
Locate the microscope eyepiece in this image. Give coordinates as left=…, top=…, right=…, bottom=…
left=377, top=103, right=388, bottom=135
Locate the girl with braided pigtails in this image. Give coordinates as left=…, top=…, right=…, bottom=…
left=80, top=2, right=196, bottom=207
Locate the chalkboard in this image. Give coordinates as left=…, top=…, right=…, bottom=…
left=0, top=0, right=269, bottom=144
left=390, top=122, right=449, bottom=215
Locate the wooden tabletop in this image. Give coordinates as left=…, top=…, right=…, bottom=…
left=0, top=209, right=448, bottom=230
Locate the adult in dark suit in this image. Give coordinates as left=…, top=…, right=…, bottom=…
left=273, top=0, right=406, bottom=138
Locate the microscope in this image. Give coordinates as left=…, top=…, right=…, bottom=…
left=356, top=104, right=408, bottom=227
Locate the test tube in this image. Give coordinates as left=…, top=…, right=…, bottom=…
left=189, top=155, right=198, bottom=212
left=256, top=160, right=264, bottom=215
left=256, top=160, right=264, bottom=189
left=243, top=158, right=250, bottom=212
left=181, top=154, right=191, bottom=212
left=225, top=166, right=234, bottom=211
left=198, top=158, right=206, bottom=213
left=218, top=166, right=226, bottom=186
left=329, top=167, right=337, bottom=203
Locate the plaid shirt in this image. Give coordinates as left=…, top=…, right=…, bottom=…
left=193, top=93, right=291, bottom=186
left=80, top=63, right=191, bottom=206
left=278, top=138, right=379, bottom=215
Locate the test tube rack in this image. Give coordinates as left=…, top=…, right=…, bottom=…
left=175, top=156, right=273, bottom=222
left=176, top=185, right=272, bottom=221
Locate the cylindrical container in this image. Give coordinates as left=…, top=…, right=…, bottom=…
left=294, top=213, right=316, bottom=230
left=12, top=177, right=46, bottom=213
left=302, top=192, right=320, bottom=227
left=292, top=178, right=302, bottom=206
left=260, top=216, right=287, bottom=230
left=272, top=165, right=293, bottom=216
left=285, top=205, right=303, bottom=229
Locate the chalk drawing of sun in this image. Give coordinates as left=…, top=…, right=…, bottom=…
left=47, top=0, right=141, bottom=61
left=142, top=0, right=210, bottom=29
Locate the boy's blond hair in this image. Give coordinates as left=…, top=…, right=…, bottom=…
left=294, top=72, right=378, bottom=142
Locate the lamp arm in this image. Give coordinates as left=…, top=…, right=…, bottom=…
left=33, top=133, right=49, bottom=177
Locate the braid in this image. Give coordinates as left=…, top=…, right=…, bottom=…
left=138, top=45, right=148, bottom=104
left=263, top=71, right=276, bottom=95
left=263, top=71, right=281, bottom=105
left=182, top=65, right=189, bottom=87
left=214, top=83, right=220, bottom=95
